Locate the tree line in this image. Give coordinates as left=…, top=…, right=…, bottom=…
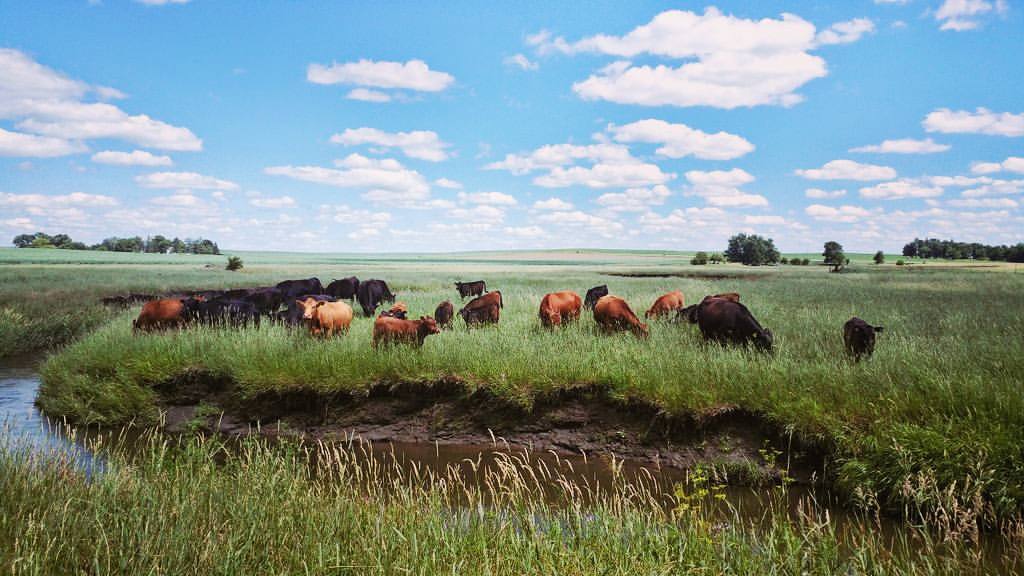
left=11, top=232, right=220, bottom=255
left=902, top=238, right=1024, bottom=262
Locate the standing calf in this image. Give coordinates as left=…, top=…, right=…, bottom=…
left=843, top=317, right=884, bottom=361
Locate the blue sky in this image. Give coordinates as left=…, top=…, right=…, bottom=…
left=1, top=0, right=1022, bottom=252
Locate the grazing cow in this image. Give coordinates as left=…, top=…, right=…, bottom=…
left=593, top=295, right=648, bottom=339
left=372, top=315, right=440, bottom=348
left=243, top=287, right=283, bottom=316
left=459, top=291, right=503, bottom=326
left=434, top=300, right=454, bottom=330
left=539, top=291, right=582, bottom=328
left=325, top=277, right=360, bottom=300
left=696, top=298, right=772, bottom=352
left=676, top=293, right=742, bottom=324
left=275, top=278, right=324, bottom=300
left=279, top=294, right=335, bottom=326
left=379, top=302, right=408, bottom=320
left=455, top=280, right=487, bottom=299
left=583, top=285, right=609, bottom=310
left=296, top=298, right=353, bottom=337
left=844, top=317, right=884, bottom=361
left=712, top=292, right=741, bottom=303
left=133, top=298, right=199, bottom=332
left=645, top=290, right=685, bottom=319
left=196, top=298, right=260, bottom=327
left=357, top=279, right=396, bottom=317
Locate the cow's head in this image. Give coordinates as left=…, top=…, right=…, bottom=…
left=754, top=328, right=774, bottom=353
left=295, top=298, right=323, bottom=321
left=633, top=322, right=650, bottom=339
left=417, top=316, right=440, bottom=339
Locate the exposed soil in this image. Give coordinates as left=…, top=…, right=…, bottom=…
left=156, top=370, right=821, bottom=485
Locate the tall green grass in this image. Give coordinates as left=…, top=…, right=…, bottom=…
left=1, top=431, right=1017, bottom=574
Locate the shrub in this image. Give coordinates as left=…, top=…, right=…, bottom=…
left=873, top=251, right=885, bottom=265
left=896, top=259, right=905, bottom=266
left=691, top=251, right=709, bottom=265
left=225, top=256, right=244, bottom=272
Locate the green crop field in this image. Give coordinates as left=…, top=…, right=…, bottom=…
left=3, top=247, right=1024, bottom=572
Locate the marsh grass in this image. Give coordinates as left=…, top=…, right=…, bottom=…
left=0, top=430, right=1018, bottom=574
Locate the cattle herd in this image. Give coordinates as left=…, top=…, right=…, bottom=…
left=128, top=276, right=884, bottom=359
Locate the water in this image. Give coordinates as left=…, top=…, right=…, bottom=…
left=0, top=360, right=102, bottom=474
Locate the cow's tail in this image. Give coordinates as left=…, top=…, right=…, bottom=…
left=498, top=291, right=503, bottom=308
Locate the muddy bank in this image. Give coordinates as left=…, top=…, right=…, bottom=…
left=156, top=371, right=821, bottom=485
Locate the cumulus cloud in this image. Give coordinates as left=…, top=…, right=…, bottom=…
left=534, top=161, right=674, bottom=189
left=947, top=197, right=1018, bottom=208
left=531, top=8, right=844, bottom=109
left=91, top=149, right=172, bottom=166
left=535, top=210, right=623, bottom=236
left=596, top=185, right=671, bottom=212
left=960, top=179, right=1024, bottom=197
left=503, top=225, right=544, bottom=238
left=265, top=153, right=431, bottom=205
left=150, top=193, right=203, bottom=207
left=307, top=59, right=454, bottom=101
left=923, top=107, right=1024, bottom=137
left=805, top=188, right=847, bottom=199
left=458, top=191, right=517, bottom=206
left=795, top=159, right=897, bottom=181
left=970, top=156, right=1024, bottom=174
left=320, top=204, right=392, bottom=226
left=859, top=179, right=943, bottom=199
left=533, top=197, right=574, bottom=211
left=0, top=191, right=118, bottom=207
left=330, top=127, right=450, bottom=162
left=485, top=141, right=633, bottom=174
left=249, top=195, right=295, bottom=209
left=433, top=178, right=462, bottom=189
left=849, top=137, right=950, bottom=154
left=814, top=18, right=875, bottom=46
left=934, top=0, right=1008, bottom=31
left=135, top=171, right=239, bottom=191
left=684, top=169, right=768, bottom=207
left=0, top=49, right=202, bottom=153
left=504, top=53, right=538, bottom=71
left=608, top=119, right=754, bottom=160
left=0, top=126, right=86, bottom=157
left=805, top=204, right=875, bottom=222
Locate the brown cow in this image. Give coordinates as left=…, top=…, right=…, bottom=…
left=379, top=301, right=408, bottom=319
left=372, top=315, right=440, bottom=347
left=296, top=298, right=353, bottom=337
left=133, top=298, right=197, bottom=332
left=645, top=290, right=685, bottom=319
left=434, top=300, right=454, bottom=330
left=459, top=291, right=502, bottom=326
left=539, top=291, right=582, bottom=328
left=593, top=295, right=648, bottom=339
left=711, top=292, right=741, bottom=303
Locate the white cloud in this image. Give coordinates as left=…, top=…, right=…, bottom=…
left=433, top=178, right=462, bottom=189
left=458, top=191, right=517, bottom=206
left=249, top=195, right=295, bottom=209
left=265, top=153, right=430, bottom=205
left=0, top=191, right=118, bottom=207
left=796, top=159, right=897, bottom=181
left=503, top=225, right=544, bottom=238
left=330, top=127, right=450, bottom=162
left=638, top=206, right=727, bottom=233
left=970, top=156, right=1024, bottom=174
left=346, top=88, right=391, bottom=103
left=805, top=204, right=875, bottom=222
left=609, top=119, right=754, bottom=160
left=504, top=53, right=538, bottom=71
left=2, top=217, right=34, bottom=230
left=150, top=193, right=202, bottom=207
left=685, top=168, right=755, bottom=187
left=0, top=127, right=86, bottom=157
left=928, top=175, right=992, bottom=186
left=859, top=179, right=943, bottom=199
left=0, top=50, right=201, bottom=152
left=535, top=8, right=835, bottom=109
left=961, top=179, right=1024, bottom=197
left=535, top=210, right=623, bottom=236
left=849, top=137, right=950, bottom=154
left=934, top=0, right=1008, bottom=31
left=485, top=142, right=633, bottom=174
left=685, top=169, right=768, bottom=207
left=805, top=188, right=847, bottom=199
left=307, top=59, right=454, bottom=92
left=923, top=108, right=1024, bottom=137
left=596, top=185, right=671, bottom=212
left=743, top=214, right=788, bottom=225
left=947, top=197, right=1018, bottom=208
left=535, top=161, right=674, bottom=189
left=815, top=18, right=875, bottom=46
left=452, top=204, right=506, bottom=224
left=533, top=197, right=574, bottom=211
left=321, top=204, right=392, bottom=225
left=135, top=171, right=239, bottom=191
left=91, top=149, right=172, bottom=166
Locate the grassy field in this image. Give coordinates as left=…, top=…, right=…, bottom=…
left=1, top=431, right=1016, bottom=574
left=5, top=249, right=1024, bottom=528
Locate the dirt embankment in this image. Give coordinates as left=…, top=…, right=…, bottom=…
left=154, top=370, right=823, bottom=484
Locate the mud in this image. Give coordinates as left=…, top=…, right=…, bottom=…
left=156, top=372, right=821, bottom=485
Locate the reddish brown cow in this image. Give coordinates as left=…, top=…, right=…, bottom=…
left=539, top=291, right=582, bottom=328
left=296, top=298, right=353, bottom=337
left=593, top=295, right=648, bottom=339
left=645, top=290, right=685, bottom=319
left=133, top=298, right=194, bottom=332
left=459, top=291, right=503, bottom=326
left=372, top=316, right=441, bottom=347
left=711, top=292, right=741, bottom=303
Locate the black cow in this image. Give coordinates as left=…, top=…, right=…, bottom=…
left=275, top=278, right=324, bottom=300
left=583, top=285, right=609, bottom=310
left=196, top=298, right=260, bottom=328
left=434, top=300, right=454, bottom=330
left=325, top=277, right=360, bottom=300
left=356, top=279, right=395, bottom=317
left=455, top=280, right=487, bottom=299
left=844, top=317, right=884, bottom=361
left=243, top=287, right=283, bottom=316
left=278, top=294, right=336, bottom=326
left=696, top=298, right=772, bottom=352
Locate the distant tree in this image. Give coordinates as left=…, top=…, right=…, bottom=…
left=779, top=257, right=789, bottom=265
left=690, top=251, right=709, bottom=265
left=801, top=258, right=810, bottom=266
left=896, top=259, right=906, bottom=266
left=12, top=233, right=37, bottom=248
left=822, top=241, right=846, bottom=272
left=873, top=250, right=885, bottom=265
left=146, top=235, right=172, bottom=254
left=30, top=235, right=54, bottom=248
left=170, top=237, right=186, bottom=254
left=49, top=233, right=72, bottom=249
left=725, top=233, right=780, bottom=266
left=709, top=252, right=724, bottom=264
left=225, top=256, right=244, bottom=271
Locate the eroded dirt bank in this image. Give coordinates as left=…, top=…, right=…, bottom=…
left=156, top=370, right=823, bottom=485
